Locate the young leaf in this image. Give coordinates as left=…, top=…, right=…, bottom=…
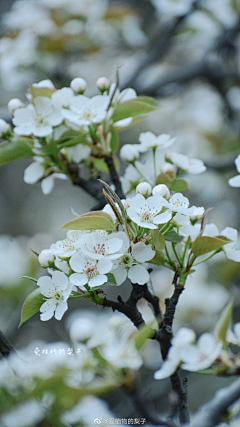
left=164, top=231, right=183, bottom=243
left=148, top=250, right=165, bottom=265
left=215, top=300, right=233, bottom=345
left=152, top=230, right=165, bottom=251
left=169, top=179, right=189, bottom=192
left=109, top=127, right=119, bottom=152
left=111, top=97, right=160, bottom=123
left=30, top=85, right=55, bottom=99
left=59, top=211, right=116, bottom=232
left=0, top=138, right=33, bottom=166
left=192, top=235, right=232, bottom=257
left=19, top=288, right=44, bottom=327
left=134, top=322, right=155, bottom=350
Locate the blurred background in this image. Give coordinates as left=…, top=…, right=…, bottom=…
left=1, top=0, right=240, bottom=421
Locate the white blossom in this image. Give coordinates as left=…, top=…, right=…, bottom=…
left=96, top=76, right=110, bottom=92
left=13, top=96, right=63, bottom=137
left=138, top=132, right=176, bottom=152
left=228, top=154, right=240, bottom=187
left=50, top=230, right=88, bottom=258
left=81, top=231, right=126, bottom=260
left=8, top=98, right=24, bottom=113
left=62, top=95, right=109, bottom=126
left=152, top=184, right=170, bottom=199
left=70, top=77, right=87, bottom=94
left=180, top=333, right=222, bottom=372
left=163, top=193, right=201, bottom=216
left=112, top=241, right=155, bottom=285
left=120, top=144, right=140, bottom=162
left=37, top=271, right=73, bottom=321
left=38, top=249, right=55, bottom=267
left=136, top=182, right=152, bottom=197
left=70, top=255, right=112, bottom=288
left=166, top=152, right=206, bottom=174
left=127, top=193, right=172, bottom=229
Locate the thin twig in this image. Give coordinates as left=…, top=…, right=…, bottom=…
left=0, top=330, right=15, bottom=357
left=105, top=154, right=125, bottom=200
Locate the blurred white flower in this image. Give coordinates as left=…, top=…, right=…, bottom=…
left=70, top=77, right=87, bottom=94
left=62, top=95, right=109, bottom=126
left=1, top=399, right=45, bottom=427
left=138, top=132, right=176, bottom=152
left=228, top=155, right=240, bottom=188
left=180, top=333, right=222, bottom=372
left=8, top=98, right=24, bottom=114
left=120, top=144, right=140, bottom=162
left=166, top=152, right=206, bottom=174
left=0, top=118, right=10, bottom=137
left=227, top=322, right=240, bottom=345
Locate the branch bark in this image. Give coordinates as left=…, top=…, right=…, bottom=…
left=0, top=330, right=15, bottom=357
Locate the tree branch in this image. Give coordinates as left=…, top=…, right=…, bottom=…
left=189, top=377, right=240, bottom=427
left=105, top=154, right=125, bottom=200
left=0, top=330, right=15, bottom=358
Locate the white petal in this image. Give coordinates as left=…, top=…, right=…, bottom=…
left=235, top=155, right=240, bottom=173
left=97, top=258, right=113, bottom=274
left=51, top=270, right=69, bottom=290
left=69, top=254, right=85, bottom=273
left=69, top=273, right=88, bottom=288
left=154, top=360, right=178, bottom=380
left=24, top=162, right=44, bottom=184
left=40, top=299, right=56, bottom=313
left=154, top=211, right=172, bottom=224
left=128, top=265, right=149, bottom=284
left=112, top=266, right=127, bottom=285
left=88, top=274, right=108, bottom=288
left=41, top=176, right=54, bottom=195
left=40, top=305, right=55, bottom=321
left=228, top=175, right=240, bottom=187
left=226, top=249, right=240, bottom=262
left=132, top=242, right=155, bottom=262
left=55, top=301, right=68, bottom=320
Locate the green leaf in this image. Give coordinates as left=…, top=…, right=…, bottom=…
left=30, top=85, right=56, bottom=99
left=156, top=172, right=175, bottom=185
left=111, top=97, right=160, bottom=123
left=169, top=179, right=189, bottom=192
left=192, top=235, right=232, bottom=257
left=106, top=273, right=117, bottom=286
left=164, top=231, right=183, bottom=243
left=60, top=134, right=89, bottom=149
left=93, top=158, right=109, bottom=172
left=110, top=127, right=119, bottom=152
left=19, top=288, right=44, bottom=327
left=0, top=138, right=33, bottom=166
left=59, top=211, right=116, bottom=232
left=152, top=230, right=165, bottom=251
left=215, top=300, right=234, bottom=345
left=134, top=322, right=155, bottom=350
left=149, top=250, right=165, bottom=265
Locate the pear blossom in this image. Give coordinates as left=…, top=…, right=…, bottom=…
left=127, top=193, right=172, bottom=229
left=112, top=241, right=155, bottom=285
left=50, top=231, right=88, bottom=258
left=166, top=152, right=206, bottom=174
left=13, top=96, right=63, bottom=137
left=163, top=193, right=202, bottom=216
left=228, top=155, right=240, bottom=187
left=136, top=182, right=152, bottom=197
left=38, top=249, right=55, bottom=267
left=180, top=333, right=223, bottom=372
left=51, top=87, right=75, bottom=108
left=70, top=77, right=87, bottom=94
left=62, top=95, right=109, bottom=126
left=70, top=255, right=112, bottom=288
left=227, top=323, right=240, bottom=345
left=96, top=76, right=110, bottom=92
left=152, top=184, right=170, bottom=199
left=0, top=118, right=10, bottom=136
left=23, top=158, right=68, bottom=195
left=7, top=98, right=24, bottom=113
left=154, top=328, right=196, bottom=380
left=138, top=132, right=176, bottom=152
left=81, top=231, right=127, bottom=260
left=37, top=270, right=73, bottom=321
left=160, top=162, right=177, bottom=174
left=120, top=144, right=140, bottom=162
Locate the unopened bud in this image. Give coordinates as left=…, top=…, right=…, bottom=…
left=96, top=76, right=110, bottom=93
left=8, top=98, right=25, bottom=114
left=70, top=318, right=94, bottom=343
left=120, top=144, right=139, bottom=162
left=152, top=184, right=170, bottom=199
left=38, top=249, right=55, bottom=267
left=0, top=119, right=10, bottom=137
left=136, top=182, right=152, bottom=197
left=161, top=162, right=176, bottom=174
left=70, top=77, right=87, bottom=94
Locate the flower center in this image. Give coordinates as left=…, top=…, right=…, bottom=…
left=139, top=207, right=155, bottom=223
left=120, top=253, right=133, bottom=268
left=62, top=238, right=75, bottom=252
left=93, top=243, right=106, bottom=255
left=83, top=261, right=98, bottom=278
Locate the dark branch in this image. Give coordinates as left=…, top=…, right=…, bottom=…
left=105, top=154, right=125, bottom=200
left=0, top=330, right=15, bottom=358
left=190, top=377, right=240, bottom=427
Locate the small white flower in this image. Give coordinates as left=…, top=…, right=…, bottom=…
left=37, top=270, right=73, bottom=321
left=62, top=95, right=109, bottom=126
left=152, top=184, right=170, bottom=199
left=120, top=144, right=139, bottom=162
left=228, top=155, right=240, bottom=187
left=164, top=193, right=199, bottom=216
left=70, top=77, right=87, bottom=94
left=127, top=193, right=172, bottom=229
left=38, top=249, right=55, bottom=267
left=112, top=241, right=155, bottom=285
left=136, top=182, right=152, bottom=197
left=161, top=162, right=177, bottom=174
left=166, top=152, right=206, bottom=174
left=13, top=96, right=63, bottom=137
left=70, top=255, right=112, bottom=288
left=8, top=98, right=24, bottom=114
left=0, top=118, right=10, bottom=137
left=180, top=333, right=222, bottom=372
left=138, top=132, right=176, bottom=152
left=50, top=231, right=88, bottom=258
left=221, top=227, right=240, bottom=262
left=96, top=76, right=110, bottom=92
left=81, top=231, right=125, bottom=260
left=227, top=322, right=240, bottom=345
left=154, top=328, right=196, bottom=380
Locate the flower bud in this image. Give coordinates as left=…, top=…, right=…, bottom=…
left=38, top=249, right=55, bottom=267
left=152, top=184, right=171, bottom=199
left=0, top=119, right=10, bottom=137
left=70, top=77, right=87, bottom=94
left=160, top=162, right=176, bottom=174
left=136, top=182, right=152, bottom=197
left=120, top=144, right=139, bottom=162
left=96, top=76, right=110, bottom=93
left=8, top=98, right=25, bottom=114
left=70, top=318, right=94, bottom=343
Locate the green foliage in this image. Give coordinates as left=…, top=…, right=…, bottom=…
left=111, top=97, right=160, bottom=123
left=149, top=250, right=165, bottom=265
left=59, top=211, right=116, bottom=232
left=134, top=322, right=155, bottom=350
left=192, top=235, right=232, bottom=257
left=109, top=127, right=119, bottom=152
left=19, top=288, right=44, bottom=327
left=0, top=138, right=33, bottom=166
left=151, top=230, right=165, bottom=251
left=215, top=300, right=233, bottom=345
left=169, top=179, right=189, bottom=192
left=164, top=231, right=183, bottom=243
